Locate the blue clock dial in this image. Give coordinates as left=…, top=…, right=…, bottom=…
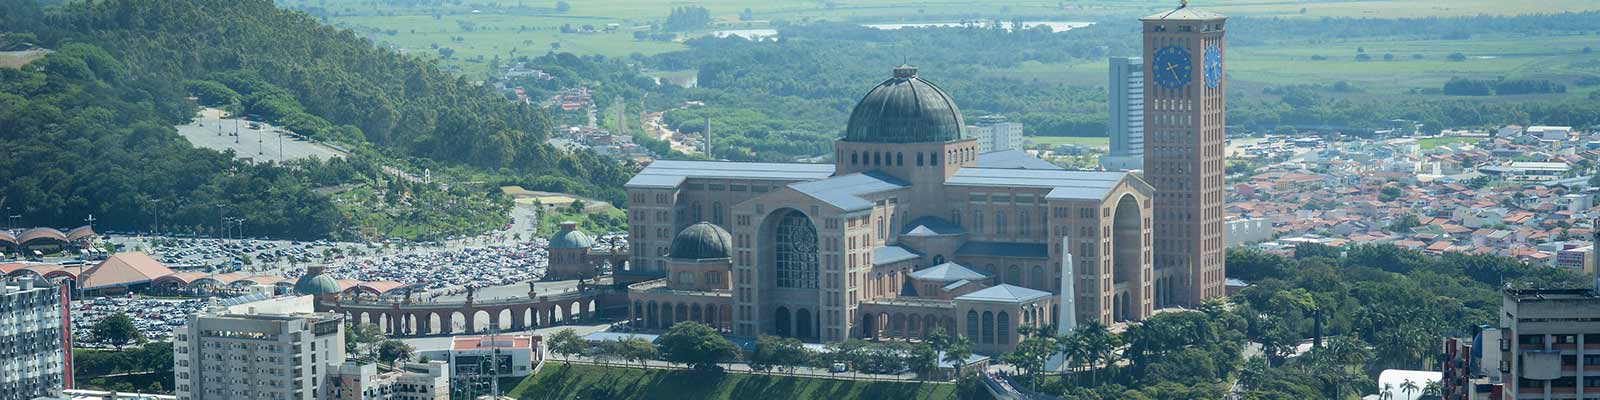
left=1204, top=43, right=1223, bottom=89
left=1152, top=45, right=1193, bottom=89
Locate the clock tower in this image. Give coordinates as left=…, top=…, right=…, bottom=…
left=1141, top=6, right=1227, bottom=306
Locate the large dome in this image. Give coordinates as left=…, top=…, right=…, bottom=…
left=670, top=222, right=733, bottom=260
left=844, top=65, right=965, bottom=144
left=548, top=221, right=595, bottom=249
left=294, top=268, right=340, bottom=295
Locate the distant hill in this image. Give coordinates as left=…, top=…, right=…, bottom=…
left=0, top=0, right=632, bottom=238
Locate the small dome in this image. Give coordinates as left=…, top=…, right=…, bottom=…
left=844, top=65, right=965, bottom=144
left=294, top=269, right=340, bottom=295
left=548, top=221, right=595, bottom=249
left=670, top=222, right=732, bottom=260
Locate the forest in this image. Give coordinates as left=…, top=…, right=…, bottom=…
left=988, top=243, right=1587, bottom=399
left=0, top=0, right=635, bottom=238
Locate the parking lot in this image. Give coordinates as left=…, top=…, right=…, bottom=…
left=174, top=108, right=345, bottom=164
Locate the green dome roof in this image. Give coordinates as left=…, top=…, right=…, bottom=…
left=670, top=222, right=732, bottom=260
left=548, top=221, right=595, bottom=249
left=844, top=65, right=965, bottom=144
left=294, top=270, right=341, bottom=295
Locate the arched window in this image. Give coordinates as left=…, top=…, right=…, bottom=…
left=774, top=210, right=819, bottom=289
left=997, top=311, right=1011, bottom=345
left=982, top=311, right=995, bottom=344
left=896, top=152, right=903, bottom=166
left=692, top=202, right=703, bottom=222
left=1031, top=266, right=1044, bottom=289
left=931, top=152, right=939, bottom=165
left=851, top=152, right=859, bottom=165
left=1007, top=265, right=1021, bottom=285
left=966, top=310, right=979, bottom=339
left=874, top=152, right=881, bottom=166
left=933, top=255, right=946, bottom=265
left=917, top=152, right=925, bottom=166
left=877, top=216, right=885, bottom=240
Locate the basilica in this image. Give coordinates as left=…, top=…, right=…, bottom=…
left=612, top=64, right=1184, bottom=355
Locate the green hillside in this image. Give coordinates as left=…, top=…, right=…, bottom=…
left=0, top=0, right=634, bottom=238
left=506, top=362, right=957, bottom=400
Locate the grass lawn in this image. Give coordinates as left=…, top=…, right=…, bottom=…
left=1027, top=135, right=1109, bottom=149
left=1417, top=136, right=1485, bottom=150
left=506, top=362, right=956, bottom=400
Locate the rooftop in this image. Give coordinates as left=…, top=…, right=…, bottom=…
left=946, top=168, right=1142, bottom=201
left=789, top=171, right=909, bottom=212
left=975, top=149, right=1063, bottom=170
left=909, top=262, right=988, bottom=282
left=626, top=160, right=834, bottom=188
left=955, top=284, right=1052, bottom=303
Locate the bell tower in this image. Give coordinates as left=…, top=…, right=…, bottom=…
left=1141, top=5, right=1227, bottom=306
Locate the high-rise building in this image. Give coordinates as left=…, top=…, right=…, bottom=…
left=174, top=296, right=345, bottom=400
left=1492, top=288, right=1600, bottom=399
left=1141, top=6, right=1228, bottom=306
left=1100, top=57, right=1145, bottom=172
left=967, top=115, right=1024, bottom=153
left=0, top=276, right=69, bottom=400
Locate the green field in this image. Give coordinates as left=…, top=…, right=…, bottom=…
left=287, top=0, right=1600, bottom=78
left=1027, top=136, right=1110, bottom=149
left=506, top=362, right=956, bottom=400
left=1418, top=136, right=1485, bottom=150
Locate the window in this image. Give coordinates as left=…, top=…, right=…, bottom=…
left=917, top=153, right=924, bottom=166
left=974, top=211, right=985, bottom=234
left=1019, top=211, right=1029, bottom=235
left=997, top=311, right=1011, bottom=345
left=713, top=202, right=724, bottom=225
left=996, top=213, right=1008, bottom=236
left=775, top=210, right=820, bottom=289
left=982, top=311, right=995, bottom=344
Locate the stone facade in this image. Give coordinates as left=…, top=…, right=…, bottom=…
left=623, top=66, right=1159, bottom=354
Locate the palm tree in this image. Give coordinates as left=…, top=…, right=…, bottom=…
left=941, top=336, right=974, bottom=381
left=1380, top=382, right=1394, bottom=400
left=1075, top=322, right=1117, bottom=386
left=1400, top=378, right=1419, bottom=400
left=1422, top=381, right=1442, bottom=398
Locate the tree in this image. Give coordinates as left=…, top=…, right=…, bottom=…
left=618, top=337, right=658, bottom=369
left=748, top=335, right=808, bottom=374
left=93, top=313, right=142, bottom=349
left=941, top=335, right=975, bottom=379
left=377, top=340, right=413, bottom=364
left=907, top=343, right=939, bottom=381
left=1387, top=214, right=1421, bottom=233
left=548, top=328, right=584, bottom=362
left=657, top=321, right=738, bottom=371
left=1002, top=332, right=1056, bottom=391
left=1400, top=378, right=1420, bottom=400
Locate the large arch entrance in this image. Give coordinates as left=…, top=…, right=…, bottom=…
left=774, top=306, right=791, bottom=337
left=1112, top=193, right=1144, bottom=322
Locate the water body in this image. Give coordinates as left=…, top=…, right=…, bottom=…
left=863, top=21, right=1094, bottom=32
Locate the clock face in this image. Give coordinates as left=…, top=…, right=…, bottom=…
left=1204, top=43, right=1223, bottom=89
left=1152, top=45, right=1193, bottom=89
